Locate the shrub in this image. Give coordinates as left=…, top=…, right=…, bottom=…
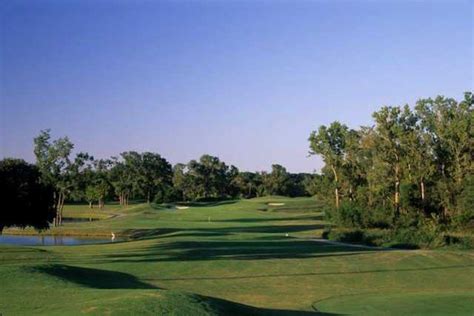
left=365, top=206, right=394, bottom=229
left=325, top=202, right=364, bottom=228
left=453, top=175, right=474, bottom=229
left=322, top=228, right=388, bottom=247
left=325, top=202, right=393, bottom=229
left=443, top=235, right=474, bottom=249
left=400, top=182, right=422, bottom=212
left=154, top=186, right=179, bottom=204
left=390, top=215, right=445, bottom=249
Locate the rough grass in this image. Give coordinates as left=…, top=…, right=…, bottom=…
left=1, top=197, right=473, bottom=315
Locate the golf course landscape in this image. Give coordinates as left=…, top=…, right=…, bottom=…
left=2, top=1, right=473, bottom=315
left=1, top=197, right=473, bottom=315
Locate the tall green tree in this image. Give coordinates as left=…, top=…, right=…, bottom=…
left=232, top=172, right=261, bottom=198
left=309, top=122, right=349, bottom=208
left=371, top=105, right=416, bottom=216
left=120, top=152, right=172, bottom=203
left=415, top=93, right=473, bottom=217
left=34, top=130, right=92, bottom=225
left=109, top=157, right=134, bottom=206
left=261, top=164, right=290, bottom=196
left=0, top=159, right=56, bottom=232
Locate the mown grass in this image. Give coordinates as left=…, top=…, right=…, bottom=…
left=1, top=196, right=473, bottom=315
left=62, top=203, right=122, bottom=219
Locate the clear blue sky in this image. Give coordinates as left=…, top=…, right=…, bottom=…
left=0, top=0, right=472, bottom=173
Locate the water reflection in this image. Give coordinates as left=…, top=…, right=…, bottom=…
left=0, top=234, right=123, bottom=246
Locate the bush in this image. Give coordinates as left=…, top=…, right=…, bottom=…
left=325, top=202, right=393, bottom=229
left=322, top=228, right=388, bottom=247
left=443, top=235, right=474, bottom=249
left=365, top=206, right=394, bottom=229
left=400, top=182, right=422, bottom=212
left=154, top=186, right=179, bottom=204
left=390, top=215, right=445, bottom=249
left=325, top=202, right=364, bottom=228
left=453, top=175, right=474, bottom=229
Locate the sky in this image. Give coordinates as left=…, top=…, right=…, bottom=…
left=0, top=0, right=472, bottom=173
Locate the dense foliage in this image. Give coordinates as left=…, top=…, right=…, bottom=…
left=0, top=159, right=56, bottom=232
left=1, top=93, right=471, bottom=237
left=19, top=131, right=314, bottom=224
left=310, top=92, right=473, bottom=246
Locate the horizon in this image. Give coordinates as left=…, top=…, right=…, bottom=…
left=1, top=0, right=472, bottom=173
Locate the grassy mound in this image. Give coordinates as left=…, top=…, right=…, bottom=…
left=2, top=263, right=323, bottom=315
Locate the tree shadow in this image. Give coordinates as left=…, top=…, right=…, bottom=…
left=100, top=239, right=371, bottom=263
left=177, top=200, right=238, bottom=208
left=213, top=215, right=324, bottom=223
left=29, top=264, right=158, bottom=289
left=123, top=228, right=182, bottom=239
left=254, top=308, right=339, bottom=315
left=143, top=264, right=473, bottom=282
left=201, top=223, right=325, bottom=234
left=195, top=293, right=341, bottom=315
left=122, top=223, right=325, bottom=241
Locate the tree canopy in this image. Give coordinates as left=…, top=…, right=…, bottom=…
left=0, top=159, right=56, bottom=232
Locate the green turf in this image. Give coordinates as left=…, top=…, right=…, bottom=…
left=61, top=203, right=123, bottom=219
left=1, top=197, right=473, bottom=315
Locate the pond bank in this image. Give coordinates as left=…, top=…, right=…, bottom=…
left=0, top=234, right=126, bottom=246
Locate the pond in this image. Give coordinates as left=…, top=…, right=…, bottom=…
left=0, top=234, right=124, bottom=246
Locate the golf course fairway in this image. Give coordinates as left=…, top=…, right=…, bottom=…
left=1, top=197, right=473, bottom=315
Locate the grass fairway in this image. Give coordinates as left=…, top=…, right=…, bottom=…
left=1, top=197, right=473, bottom=315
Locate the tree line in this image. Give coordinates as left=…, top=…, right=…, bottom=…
left=309, top=92, right=473, bottom=232
left=1, top=92, right=471, bottom=234
left=3, top=130, right=313, bottom=227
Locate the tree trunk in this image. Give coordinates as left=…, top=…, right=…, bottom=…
left=394, top=181, right=400, bottom=211
left=89, top=202, right=93, bottom=209
left=56, top=193, right=65, bottom=226
left=60, top=194, right=65, bottom=225
left=443, top=206, right=449, bottom=219
left=394, top=163, right=400, bottom=216
left=420, top=180, right=425, bottom=201
left=55, top=192, right=63, bottom=227
left=331, top=165, right=340, bottom=209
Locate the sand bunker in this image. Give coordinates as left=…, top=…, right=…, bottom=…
left=176, top=206, right=189, bottom=210
left=268, top=203, right=285, bottom=206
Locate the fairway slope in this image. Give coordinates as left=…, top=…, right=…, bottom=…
left=1, top=198, right=473, bottom=315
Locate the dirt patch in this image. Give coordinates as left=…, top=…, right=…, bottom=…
left=267, top=203, right=285, bottom=206
left=176, top=206, right=189, bottom=210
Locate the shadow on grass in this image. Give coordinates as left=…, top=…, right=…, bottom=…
left=30, top=264, right=158, bottom=289
left=252, top=308, right=339, bottom=316
left=124, top=223, right=326, bottom=240
left=213, top=215, right=324, bottom=223
left=101, top=239, right=369, bottom=263
left=123, top=228, right=232, bottom=240
left=196, top=293, right=340, bottom=315
left=143, top=263, right=474, bottom=282
left=150, top=200, right=238, bottom=211
left=179, top=200, right=239, bottom=208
